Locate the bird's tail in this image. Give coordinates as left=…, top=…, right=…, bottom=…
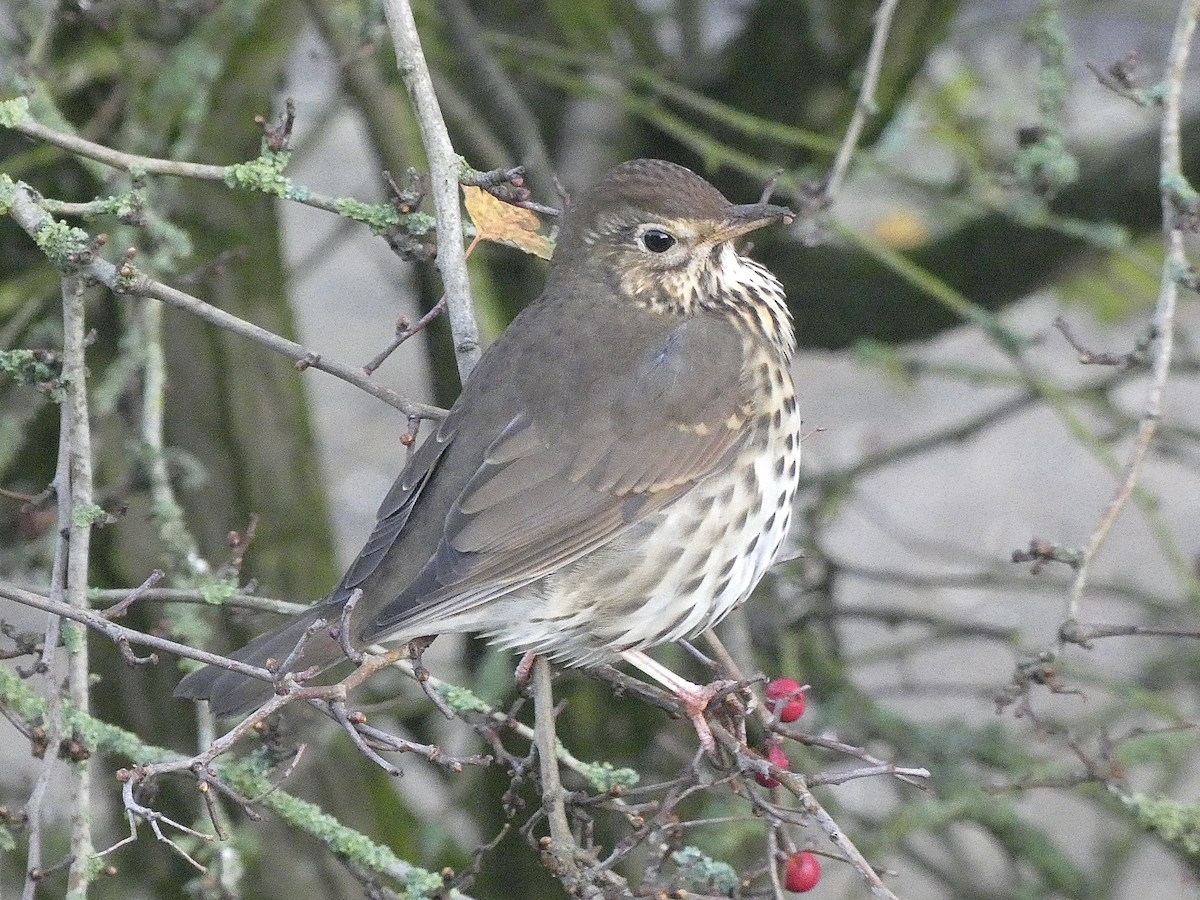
left=173, top=600, right=349, bottom=718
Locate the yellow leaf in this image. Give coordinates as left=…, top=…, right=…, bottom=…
left=462, top=185, right=553, bottom=260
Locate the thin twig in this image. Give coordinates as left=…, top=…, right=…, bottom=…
left=820, top=0, right=902, bottom=204
left=101, top=570, right=166, bottom=620
left=362, top=299, right=447, bottom=375
left=714, top=721, right=900, bottom=899
left=1059, top=619, right=1200, bottom=647
left=1065, top=0, right=1200, bottom=620
left=8, top=116, right=228, bottom=179
left=138, top=292, right=210, bottom=580
left=382, top=0, right=481, bottom=381
left=0, top=583, right=275, bottom=682
left=20, top=353, right=73, bottom=900
left=60, top=275, right=96, bottom=899
left=3, top=182, right=444, bottom=420
left=1052, top=315, right=1149, bottom=370
left=531, top=657, right=580, bottom=877
left=702, top=633, right=910, bottom=898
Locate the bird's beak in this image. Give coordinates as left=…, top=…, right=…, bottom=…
left=710, top=203, right=795, bottom=244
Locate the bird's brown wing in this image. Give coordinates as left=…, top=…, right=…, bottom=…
left=364, top=312, right=753, bottom=639
left=172, top=417, right=456, bottom=715
left=331, top=415, right=457, bottom=600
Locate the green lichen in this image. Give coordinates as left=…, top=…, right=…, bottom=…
left=196, top=577, right=238, bottom=606
left=576, top=759, right=640, bottom=792
left=220, top=759, right=460, bottom=896
left=0, top=95, right=30, bottom=128
left=401, top=211, right=436, bottom=236
left=332, top=196, right=401, bottom=232
left=62, top=621, right=84, bottom=654
left=1121, top=792, right=1200, bottom=856
left=0, top=173, right=15, bottom=214
left=224, top=150, right=302, bottom=200
left=0, top=822, right=15, bottom=852
left=435, top=682, right=490, bottom=714
left=1016, top=0, right=1079, bottom=194
left=1143, top=81, right=1168, bottom=105
left=72, top=501, right=108, bottom=528
left=1013, top=132, right=1079, bottom=194
left=33, top=218, right=92, bottom=269
left=671, top=846, right=739, bottom=895
left=0, top=665, right=173, bottom=764
left=1162, top=172, right=1200, bottom=215
left=0, top=348, right=62, bottom=394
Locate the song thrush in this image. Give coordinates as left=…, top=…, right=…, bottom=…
left=176, top=159, right=801, bottom=745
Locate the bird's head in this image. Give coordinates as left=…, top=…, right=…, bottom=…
left=549, top=159, right=793, bottom=319
left=548, top=160, right=795, bottom=357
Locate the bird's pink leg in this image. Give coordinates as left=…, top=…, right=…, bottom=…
left=620, top=650, right=725, bottom=753
left=514, top=650, right=539, bottom=686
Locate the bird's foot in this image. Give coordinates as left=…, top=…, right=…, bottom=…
left=514, top=650, right=538, bottom=687
left=672, top=679, right=736, bottom=755
left=619, top=649, right=738, bottom=755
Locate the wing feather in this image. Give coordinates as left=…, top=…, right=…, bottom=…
left=365, top=312, right=752, bottom=641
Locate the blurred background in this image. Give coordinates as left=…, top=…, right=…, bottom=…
left=2, top=0, right=1200, bottom=897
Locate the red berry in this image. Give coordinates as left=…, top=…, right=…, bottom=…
left=784, top=851, right=821, bottom=892
left=765, top=677, right=806, bottom=723
left=754, top=743, right=789, bottom=788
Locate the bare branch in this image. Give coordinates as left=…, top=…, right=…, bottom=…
left=1064, top=0, right=1200, bottom=620
left=819, top=0, right=902, bottom=205
left=0, top=583, right=275, bottom=683
left=60, top=274, right=96, bottom=898
left=531, top=657, right=580, bottom=878
left=382, top=0, right=481, bottom=381
left=4, top=182, right=444, bottom=420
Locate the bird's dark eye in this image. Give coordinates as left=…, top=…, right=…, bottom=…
left=640, top=228, right=676, bottom=253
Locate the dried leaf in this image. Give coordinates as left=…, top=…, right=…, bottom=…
left=462, top=185, right=553, bottom=260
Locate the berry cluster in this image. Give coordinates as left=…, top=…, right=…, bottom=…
left=756, top=677, right=820, bottom=892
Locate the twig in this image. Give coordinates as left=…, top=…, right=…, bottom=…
left=701, top=634, right=911, bottom=898
left=1052, top=316, right=1150, bottom=370
left=89, top=586, right=306, bottom=616
left=4, top=181, right=443, bottom=420
left=8, top=115, right=229, bottom=180
left=60, top=275, right=96, bottom=899
left=101, top=570, right=166, bottom=620
left=711, top=720, right=898, bottom=899
left=531, top=657, right=580, bottom=878
left=353, top=720, right=490, bottom=772
left=4, top=109, right=428, bottom=229
left=1012, top=538, right=1083, bottom=574
left=137, top=292, right=210, bottom=580
left=820, top=0, right=902, bottom=204
left=21, top=366, right=72, bottom=900
left=459, top=165, right=527, bottom=188
left=328, top=700, right=403, bottom=776
left=1064, top=0, right=1200, bottom=621
left=0, top=583, right=275, bottom=683
left=1059, top=619, right=1200, bottom=647
left=382, top=0, right=482, bottom=381
left=1085, top=51, right=1154, bottom=107
left=336, top=588, right=365, bottom=664
left=362, top=299, right=447, bottom=375
left=441, top=0, right=555, bottom=183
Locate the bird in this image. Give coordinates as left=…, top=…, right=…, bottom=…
left=176, top=159, right=801, bottom=747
